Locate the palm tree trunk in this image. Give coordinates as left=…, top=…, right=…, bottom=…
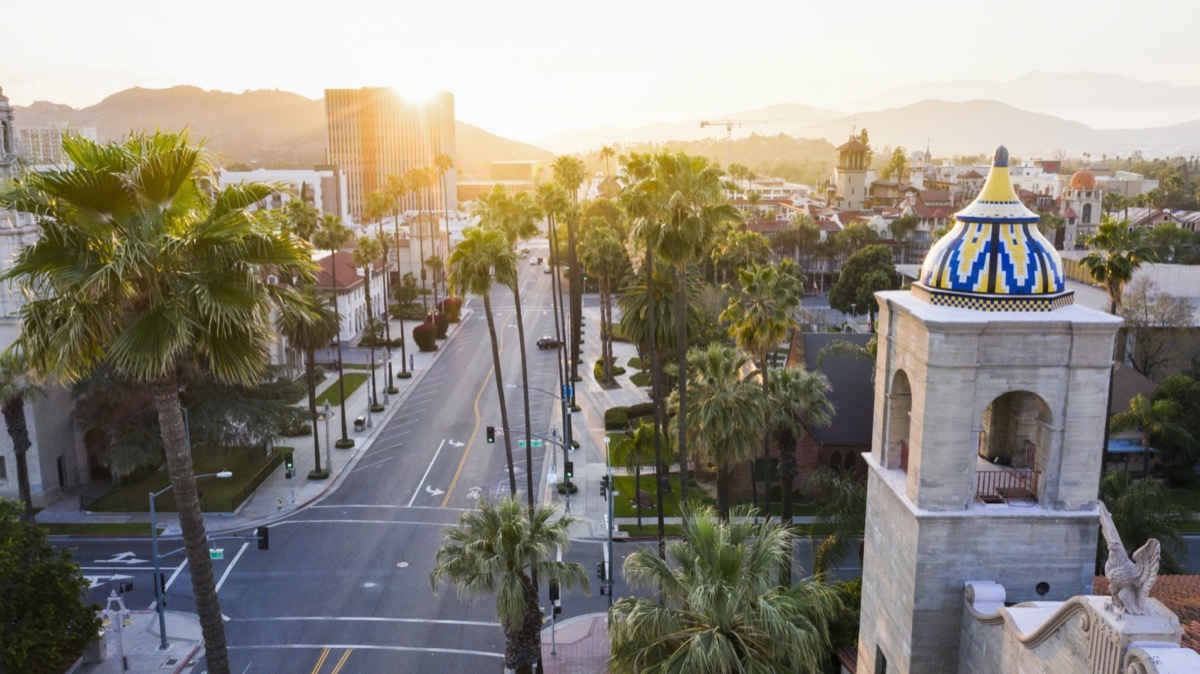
left=418, top=214, right=429, bottom=313
left=568, top=213, right=581, bottom=391
left=508, top=573, right=543, bottom=673
left=512, top=286, right=536, bottom=514
left=151, top=376, right=228, bottom=674
left=635, top=462, right=642, bottom=532
left=306, top=348, right=321, bottom=473
left=365, top=273, right=378, bottom=405
left=330, top=251, right=350, bottom=442
left=778, top=431, right=797, bottom=586
left=605, top=276, right=615, bottom=385
left=600, top=277, right=612, bottom=384
left=646, top=250, right=667, bottom=559
left=717, top=464, right=731, bottom=521
left=483, top=294, right=518, bottom=496
left=674, top=269, right=690, bottom=508
left=2, top=396, right=35, bottom=523
left=760, top=353, right=772, bottom=523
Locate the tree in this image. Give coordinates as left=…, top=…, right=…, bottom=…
left=1120, top=277, right=1196, bottom=380
left=712, top=228, right=771, bottom=285
left=579, top=224, right=628, bottom=384
left=828, top=244, right=898, bottom=327
left=0, top=350, right=39, bottom=522
left=721, top=261, right=804, bottom=519
left=1103, top=191, right=1129, bottom=218
left=0, top=131, right=313, bottom=674
left=775, top=212, right=821, bottom=268
left=448, top=227, right=520, bottom=495
left=552, top=156, right=587, bottom=390
left=312, top=214, right=355, bottom=447
left=1081, top=216, right=1156, bottom=315
left=768, top=365, right=834, bottom=582
left=405, top=167, right=434, bottom=311
left=881, top=146, right=908, bottom=180
left=0, top=499, right=101, bottom=673
left=623, top=422, right=656, bottom=533
left=609, top=505, right=842, bottom=674
left=431, top=498, right=587, bottom=674
left=1111, top=393, right=1195, bottom=477
left=1097, top=471, right=1187, bottom=574
left=1153, top=375, right=1200, bottom=468
left=280, top=195, right=320, bottom=243
left=352, top=235, right=384, bottom=405
left=392, top=271, right=419, bottom=377
left=599, top=144, right=615, bottom=180
left=684, top=345, right=764, bottom=520
left=434, top=153, right=456, bottom=252
left=275, top=285, right=340, bottom=476
left=805, top=467, right=867, bottom=576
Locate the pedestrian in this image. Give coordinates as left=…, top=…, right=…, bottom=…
left=409, top=354, right=414, bottom=371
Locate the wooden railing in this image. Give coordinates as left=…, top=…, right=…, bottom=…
left=976, top=469, right=1040, bottom=503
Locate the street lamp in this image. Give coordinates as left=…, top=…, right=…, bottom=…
left=321, top=401, right=334, bottom=474
left=604, top=436, right=614, bottom=607
left=149, top=470, right=232, bottom=650
left=506, top=383, right=574, bottom=511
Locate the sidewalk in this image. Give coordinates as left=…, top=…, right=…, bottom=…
left=541, top=612, right=610, bottom=674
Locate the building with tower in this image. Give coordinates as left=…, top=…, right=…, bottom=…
left=855, top=146, right=1198, bottom=673
left=324, top=88, right=457, bottom=222
left=833, top=135, right=869, bottom=212
left=1060, top=168, right=1102, bottom=249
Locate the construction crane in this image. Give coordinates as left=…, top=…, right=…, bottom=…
left=699, top=116, right=850, bottom=167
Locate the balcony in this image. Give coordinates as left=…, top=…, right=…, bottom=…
left=976, top=463, right=1039, bottom=504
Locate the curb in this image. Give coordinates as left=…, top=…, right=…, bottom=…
left=540, top=611, right=609, bottom=636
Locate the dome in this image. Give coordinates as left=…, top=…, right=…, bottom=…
left=914, top=146, right=1073, bottom=312
left=1069, top=169, right=1096, bottom=191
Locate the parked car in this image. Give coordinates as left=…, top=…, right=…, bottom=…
left=542, top=265, right=552, bottom=274
left=529, top=257, right=538, bottom=266
left=537, top=336, right=561, bottom=350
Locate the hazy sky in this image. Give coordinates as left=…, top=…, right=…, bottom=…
left=3, top=0, right=1198, bottom=142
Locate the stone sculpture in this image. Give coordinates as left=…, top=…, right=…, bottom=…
left=1097, top=501, right=1160, bottom=616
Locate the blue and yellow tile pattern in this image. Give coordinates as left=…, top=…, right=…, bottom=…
left=915, top=146, right=1072, bottom=312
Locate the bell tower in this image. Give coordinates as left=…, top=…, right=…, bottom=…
left=835, top=134, right=869, bottom=211
left=856, top=147, right=1122, bottom=673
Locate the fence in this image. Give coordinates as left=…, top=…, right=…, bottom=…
left=976, top=468, right=1040, bottom=503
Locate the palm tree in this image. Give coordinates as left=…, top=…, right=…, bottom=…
left=448, top=226, right=520, bottom=495
left=430, top=498, right=588, bottom=674
left=280, top=196, right=320, bottom=242
left=648, top=151, right=740, bottom=508
left=0, top=349, right=39, bottom=522
left=0, top=131, right=314, bottom=674
left=721, top=261, right=804, bottom=520
left=364, top=189, right=396, bottom=383
left=768, top=366, right=834, bottom=582
left=536, top=182, right=572, bottom=394
left=685, top=345, right=765, bottom=520
left=805, top=467, right=867, bottom=576
left=393, top=272, right=419, bottom=378
left=1081, top=217, right=1157, bottom=315
left=551, top=156, right=587, bottom=388
left=1110, top=393, right=1195, bottom=479
left=434, top=153, right=456, bottom=248
left=352, top=235, right=384, bottom=406
left=312, top=214, right=355, bottom=447
left=1097, top=471, right=1187, bottom=574
left=474, top=186, right=541, bottom=510
left=599, top=144, right=615, bottom=180
left=578, top=225, right=627, bottom=384
left=405, top=167, right=433, bottom=311
left=609, top=505, right=842, bottom=674
left=275, top=285, right=340, bottom=476
left=623, top=422, right=655, bottom=533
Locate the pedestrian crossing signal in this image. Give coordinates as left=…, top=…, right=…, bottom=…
left=486, top=426, right=495, bottom=444
left=565, top=461, right=574, bottom=480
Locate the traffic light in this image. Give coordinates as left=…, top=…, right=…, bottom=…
left=548, top=579, right=560, bottom=602
left=600, top=475, right=609, bottom=500
left=486, top=426, right=495, bottom=444
left=596, top=561, right=607, bottom=581
left=284, top=452, right=294, bottom=478
left=564, top=461, right=574, bottom=481
left=256, top=525, right=269, bottom=551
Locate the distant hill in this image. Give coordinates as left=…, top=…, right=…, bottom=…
left=535, top=102, right=845, bottom=154
left=12, top=85, right=551, bottom=178
left=841, top=72, right=1200, bottom=130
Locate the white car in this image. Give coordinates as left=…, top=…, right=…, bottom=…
left=542, top=265, right=552, bottom=274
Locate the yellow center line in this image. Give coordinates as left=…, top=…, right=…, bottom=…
left=441, top=307, right=509, bottom=506
left=310, top=647, right=331, bottom=674
left=330, top=648, right=353, bottom=674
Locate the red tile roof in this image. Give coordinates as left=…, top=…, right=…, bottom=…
left=315, top=250, right=389, bottom=292
left=1093, top=575, right=1200, bottom=653
left=837, top=138, right=869, bottom=152
left=1063, top=207, right=1078, bottom=219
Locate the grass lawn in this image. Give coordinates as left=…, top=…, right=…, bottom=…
left=315, top=372, right=368, bottom=406
left=611, top=474, right=712, bottom=519
left=627, top=357, right=644, bottom=370
left=618, top=521, right=815, bottom=538
left=1176, top=520, right=1200, bottom=533
left=88, top=445, right=281, bottom=513
left=42, top=522, right=163, bottom=537
left=1169, top=488, right=1200, bottom=512
left=339, top=363, right=371, bottom=371
left=630, top=371, right=651, bottom=387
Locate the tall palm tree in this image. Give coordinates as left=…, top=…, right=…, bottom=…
left=535, top=182, right=572, bottom=395
left=312, top=214, right=355, bottom=447
left=352, top=235, right=384, bottom=406
left=1081, top=217, right=1156, bottom=315
left=1097, top=471, right=1187, bottom=574
left=609, top=505, right=841, bottom=674
left=623, top=422, right=655, bottom=533
left=474, top=186, right=541, bottom=510
left=0, top=349, right=39, bottom=523
left=721, top=261, right=804, bottom=519
left=578, top=225, right=627, bottom=384
left=551, top=156, right=587, bottom=388
left=430, top=498, right=588, bottom=674
left=405, top=167, right=433, bottom=311
left=649, top=151, right=739, bottom=508
left=768, top=366, right=834, bottom=582
left=280, top=196, right=320, bottom=242
left=0, top=131, right=314, bottom=674
left=805, top=467, right=867, bottom=577
left=685, top=345, right=765, bottom=520
left=275, top=285, right=340, bottom=476
left=448, top=226, right=520, bottom=495
left=1111, top=393, right=1194, bottom=479
left=434, top=153, right=456, bottom=251
left=599, top=144, right=615, bottom=180
left=364, top=189, right=396, bottom=383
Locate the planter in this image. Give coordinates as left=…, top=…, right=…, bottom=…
left=335, top=439, right=356, bottom=449
left=370, top=403, right=385, bottom=413
left=386, top=386, right=399, bottom=394
left=307, top=469, right=330, bottom=480
left=398, top=372, right=413, bottom=379
left=556, top=483, right=579, bottom=495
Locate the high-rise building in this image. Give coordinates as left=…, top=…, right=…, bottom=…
left=324, top=88, right=457, bottom=222
left=17, top=124, right=98, bottom=166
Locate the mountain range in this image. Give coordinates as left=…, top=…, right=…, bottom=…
left=12, top=73, right=1200, bottom=172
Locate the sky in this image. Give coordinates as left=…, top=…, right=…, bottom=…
left=3, top=0, right=1199, bottom=143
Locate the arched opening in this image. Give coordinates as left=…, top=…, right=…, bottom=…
left=843, top=452, right=856, bottom=475
left=976, top=391, right=1052, bottom=504
left=829, top=451, right=842, bottom=473
left=83, top=427, right=110, bottom=481
left=1082, top=203, right=1093, bottom=224
left=887, top=370, right=912, bottom=472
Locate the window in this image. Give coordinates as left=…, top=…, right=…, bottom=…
left=875, top=646, right=888, bottom=674
left=1082, top=203, right=1093, bottom=224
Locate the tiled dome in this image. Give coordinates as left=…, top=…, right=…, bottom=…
left=1069, top=169, right=1097, bottom=190
left=914, top=146, right=1073, bottom=312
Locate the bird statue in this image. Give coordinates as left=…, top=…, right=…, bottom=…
left=1097, top=501, right=1160, bottom=617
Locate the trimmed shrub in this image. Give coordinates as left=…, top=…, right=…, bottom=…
left=605, top=406, right=629, bottom=431
left=438, top=296, right=463, bottom=322
left=593, top=358, right=627, bottom=382
left=427, top=312, right=450, bottom=338
left=391, top=303, right=425, bottom=320
left=413, top=322, right=438, bottom=351
left=627, top=401, right=655, bottom=420
left=279, top=408, right=312, bottom=437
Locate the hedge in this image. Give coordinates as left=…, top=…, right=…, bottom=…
left=604, top=407, right=629, bottom=431
left=427, top=312, right=450, bottom=338
left=593, top=358, right=627, bottom=382
left=627, top=401, right=655, bottom=419
left=438, top=297, right=463, bottom=322
left=413, top=321, right=438, bottom=351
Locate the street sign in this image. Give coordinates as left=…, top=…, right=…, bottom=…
left=566, top=385, right=575, bottom=398
left=532, top=439, right=543, bottom=448
left=517, top=440, right=527, bottom=449
left=209, top=549, right=224, bottom=560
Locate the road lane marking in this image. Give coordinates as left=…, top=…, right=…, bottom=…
left=330, top=649, right=353, bottom=674
left=215, top=542, right=248, bottom=593
left=310, top=647, right=331, bottom=674
left=165, top=558, right=187, bottom=593
left=408, top=439, right=448, bottom=507
left=231, top=644, right=503, bottom=659
left=352, top=455, right=397, bottom=472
